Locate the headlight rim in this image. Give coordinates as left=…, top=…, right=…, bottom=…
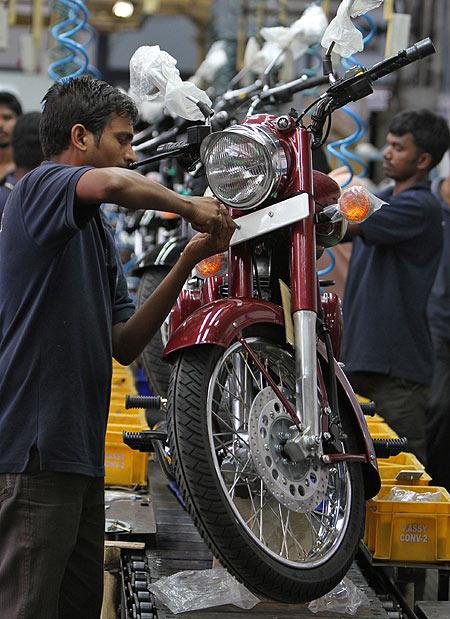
left=200, top=125, right=287, bottom=210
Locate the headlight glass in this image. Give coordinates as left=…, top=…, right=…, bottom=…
left=200, top=126, right=287, bottom=209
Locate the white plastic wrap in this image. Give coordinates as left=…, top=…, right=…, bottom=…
left=244, top=40, right=284, bottom=73
left=261, top=5, right=328, bottom=60
left=321, top=0, right=383, bottom=58
left=308, top=577, right=370, bottom=615
left=129, top=45, right=212, bottom=121
left=386, top=487, right=443, bottom=502
left=148, top=567, right=260, bottom=614
left=243, top=36, right=260, bottom=69
left=191, top=41, right=228, bottom=86
left=137, top=100, right=165, bottom=124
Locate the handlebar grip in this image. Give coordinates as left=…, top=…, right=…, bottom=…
left=367, top=38, right=435, bottom=82
left=156, top=141, right=188, bottom=153
left=125, top=395, right=162, bottom=410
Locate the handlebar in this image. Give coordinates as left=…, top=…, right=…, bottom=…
left=366, top=38, right=435, bottom=82
left=248, top=73, right=330, bottom=116
left=311, top=38, right=435, bottom=146
left=260, top=73, right=330, bottom=102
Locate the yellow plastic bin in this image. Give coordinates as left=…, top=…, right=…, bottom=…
left=367, top=421, right=399, bottom=439
left=105, top=429, right=148, bottom=486
left=377, top=452, right=430, bottom=486
left=108, top=411, right=147, bottom=428
left=365, top=484, right=450, bottom=562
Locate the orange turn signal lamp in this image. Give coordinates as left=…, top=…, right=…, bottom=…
left=194, top=252, right=228, bottom=278
left=338, top=186, right=372, bottom=223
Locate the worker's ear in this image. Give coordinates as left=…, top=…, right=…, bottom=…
left=71, top=124, right=91, bottom=152
left=416, top=151, right=432, bottom=172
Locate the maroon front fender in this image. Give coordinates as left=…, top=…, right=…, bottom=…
left=164, top=298, right=285, bottom=359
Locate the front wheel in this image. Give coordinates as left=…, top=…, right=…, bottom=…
left=168, top=336, right=365, bottom=603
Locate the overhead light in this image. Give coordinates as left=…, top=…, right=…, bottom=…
left=112, top=1, right=134, bottom=18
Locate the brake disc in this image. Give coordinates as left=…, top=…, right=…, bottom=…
left=249, top=387, right=329, bottom=513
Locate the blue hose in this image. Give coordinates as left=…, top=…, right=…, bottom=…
left=326, top=14, right=377, bottom=186
left=48, top=0, right=100, bottom=82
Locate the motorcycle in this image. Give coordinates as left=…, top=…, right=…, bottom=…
left=127, top=38, right=434, bottom=603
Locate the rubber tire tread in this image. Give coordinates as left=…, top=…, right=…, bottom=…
left=137, top=268, right=171, bottom=397
left=167, top=342, right=365, bottom=604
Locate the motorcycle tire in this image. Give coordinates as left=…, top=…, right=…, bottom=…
left=168, top=335, right=365, bottom=603
left=137, top=268, right=171, bottom=398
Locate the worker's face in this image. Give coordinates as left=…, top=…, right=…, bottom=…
left=0, top=105, right=18, bottom=148
left=87, top=114, right=136, bottom=168
left=382, top=132, right=425, bottom=181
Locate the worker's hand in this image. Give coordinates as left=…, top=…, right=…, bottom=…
left=187, top=196, right=237, bottom=235
left=181, top=213, right=236, bottom=266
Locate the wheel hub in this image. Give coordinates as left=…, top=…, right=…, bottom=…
left=249, top=387, right=329, bottom=512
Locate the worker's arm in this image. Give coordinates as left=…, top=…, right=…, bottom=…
left=112, top=219, right=235, bottom=365
left=76, top=167, right=234, bottom=233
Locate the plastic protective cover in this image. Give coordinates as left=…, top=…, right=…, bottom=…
left=191, top=40, right=228, bottom=86
left=129, top=45, right=212, bottom=121
left=261, top=5, right=328, bottom=60
left=321, top=0, right=383, bottom=58
left=308, top=577, right=371, bottom=615
left=386, top=487, right=444, bottom=502
left=148, top=567, right=260, bottom=614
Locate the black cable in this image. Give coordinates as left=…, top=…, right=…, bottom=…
left=252, top=250, right=263, bottom=299
left=318, top=319, right=340, bottom=428
left=313, top=108, right=332, bottom=149
left=297, top=93, right=327, bottom=124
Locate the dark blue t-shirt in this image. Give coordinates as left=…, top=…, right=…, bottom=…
left=0, top=162, right=135, bottom=476
left=343, top=181, right=443, bottom=386
left=427, top=177, right=450, bottom=342
left=0, top=172, right=16, bottom=221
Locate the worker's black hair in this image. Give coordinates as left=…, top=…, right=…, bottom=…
left=0, top=92, right=22, bottom=117
left=11, top=112, right=44, bottom=170
left=40, top=76, right=138, bottom=158
left=388, top=109, right=450, bottom=170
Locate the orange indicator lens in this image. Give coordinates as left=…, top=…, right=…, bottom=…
left=195, top=252, right=227, bottom=278
left=338, top=186, right=371, bottom=222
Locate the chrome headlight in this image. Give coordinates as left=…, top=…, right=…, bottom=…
left=200, top=125, right=287, bottom=210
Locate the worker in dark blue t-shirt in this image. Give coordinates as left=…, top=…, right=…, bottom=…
left=0, top=76, right=237, bottom=618
left=0, top=111, right=44, bottom=221
left=342, top=109, right=450, bottom=464
left=426, top=168, right=450, bottom=490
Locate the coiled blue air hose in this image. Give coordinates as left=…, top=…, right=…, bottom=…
left=48, top=0, right=100, bottom=82
left=326, top=14, right=376, bottom=187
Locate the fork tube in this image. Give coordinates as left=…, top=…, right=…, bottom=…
left=228, top=212, right=253, bottom=426
left=290, top=127, right=319, bottom=437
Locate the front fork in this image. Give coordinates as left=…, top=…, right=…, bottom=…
left=293, top=310, right=320, bottom=443
left=288, top=126, right=322, bottom=458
